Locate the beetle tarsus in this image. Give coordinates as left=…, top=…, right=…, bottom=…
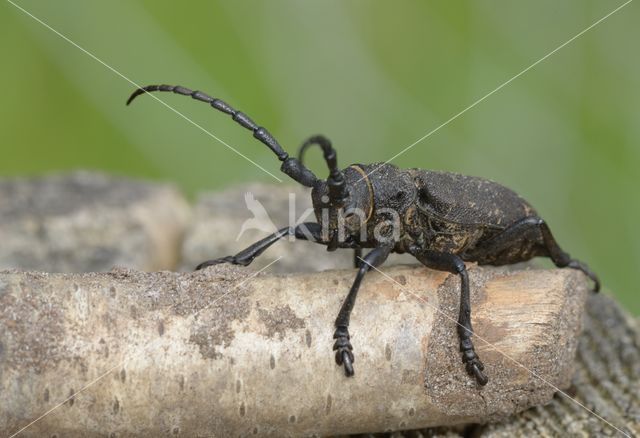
left=460, top=338, right=488, bottom=385
left=333, top=327, right=355, bottom=377
left=195, top=256, right=234, bottom=270
left=567, top=259, right=600, bottom=292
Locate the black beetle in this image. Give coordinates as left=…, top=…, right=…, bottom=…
left=127, top=84, right=599, bottom=385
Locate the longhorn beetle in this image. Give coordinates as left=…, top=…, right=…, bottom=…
left=127, top=84, right=600, bottom=385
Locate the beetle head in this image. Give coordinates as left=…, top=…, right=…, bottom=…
left=311, top=167, right=373, bottom=250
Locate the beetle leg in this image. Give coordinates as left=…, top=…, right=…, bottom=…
left=411, top=250, right=488, bottom=386
left=353, top=248, right=363, bottom=268
left=538, top=220, right=600, bottom=292
left=334, top=245, right=392, bottom=377
left=470, top=217, right=600, bottom=292
left=195, top=222, right=324, bottom=270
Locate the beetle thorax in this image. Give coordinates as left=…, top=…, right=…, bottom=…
left=311, top=163, right=417, bottom=247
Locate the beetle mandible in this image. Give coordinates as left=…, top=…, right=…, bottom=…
left=127, top=84, right=600, bottom=385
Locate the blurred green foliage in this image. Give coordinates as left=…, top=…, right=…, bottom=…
left=1, top=1, right=638, bottom=313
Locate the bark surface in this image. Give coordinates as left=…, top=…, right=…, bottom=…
left=1, top=264, right=587, bottom=437
left=0, top=171, right=190, bottom=273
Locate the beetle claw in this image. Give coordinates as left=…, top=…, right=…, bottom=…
left=464, top=359, right=488, bottom=385
left=471, top=364, right=488, bottom=385
left=334, top=347, right=355, bottom=377
left=461, top=339, right=488, bottom=385
left=340, top=351, right=355, bottom=377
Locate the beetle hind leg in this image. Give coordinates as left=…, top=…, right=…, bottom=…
left=565, top=260, right=599, bottom=291
left=538, top=220, right=600, bottom=292
left=469, top=217, right=600, bottom=292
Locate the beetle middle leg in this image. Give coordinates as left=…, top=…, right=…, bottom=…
left=334, top=245, right=392, bottom=377
left=195, top=222, right=324, bottom=270
left=411, top=249, right=488, bottom=385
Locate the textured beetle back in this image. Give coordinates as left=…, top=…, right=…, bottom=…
left=411, top=170, right=536, bottom=229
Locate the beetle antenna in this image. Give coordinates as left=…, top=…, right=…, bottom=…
left=127, top=85, right=318, bottom=187
left=298, top=135, right=348, bottom=206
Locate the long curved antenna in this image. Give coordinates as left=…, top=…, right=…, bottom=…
left=127, top=84, right=318, bottom=187
left=298, top=135, right=348, bottom=206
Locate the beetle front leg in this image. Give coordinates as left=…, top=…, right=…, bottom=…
left=412, top=249, right=488, bottom=385
left=195, top=222, right=324, bottom=270
left=353, top=248, right=363, bottom=268
left=334, top=245, right=392, bottom=377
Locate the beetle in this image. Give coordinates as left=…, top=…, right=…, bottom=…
left=127, top=84, right=600, bottom=385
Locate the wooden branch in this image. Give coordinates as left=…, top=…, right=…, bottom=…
left=0, top=264, right=588, bottom=437
left=0, top=171, right=191, bottom=272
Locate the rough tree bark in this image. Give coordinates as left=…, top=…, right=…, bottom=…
left=0, top=171, right=190, bottom=273
left=1, top=264, right=587, bottom=437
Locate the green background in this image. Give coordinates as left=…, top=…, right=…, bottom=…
left=1, top=1, right=638, bottom=313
